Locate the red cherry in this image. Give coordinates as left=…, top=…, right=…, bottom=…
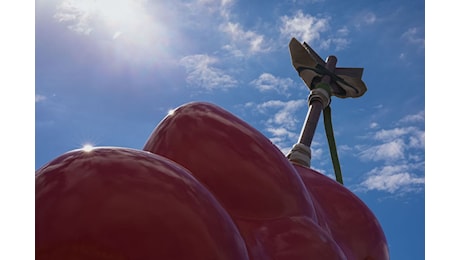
left=36, top=147, right=249, bottom=260
left=236, top=216, right=347, bottom=260
left=293, top=164, right=390, bottom=260
left=143, top=102, right=318, bottom=221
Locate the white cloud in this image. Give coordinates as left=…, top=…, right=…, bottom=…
left=356, top=121, right=425, bottom=163
left=54, top=0, right=153, bottom=36
left=52, top=0, right=176, bottom=64
left=197, top=0, right=232, bottom=6
left=279, top=11, right=350, bottom=51
left=179, top=54, right=237, bottom=90
left=374, top=127, right=416, bottom=141
left=250, top=73, right=295, bottom=96
left=336, top=26, right=349, bottom=36
left=369, top=122, right=379, bottom=129
left=399, top=110, right=424, bottom=124
left=362, top=12, right=377, bottom=25
left=257, top=99, right=305, bottom=129
left=354, top=11, right=377, bottom=29
left=36, top=94, right=47, bottom=103
left=267, top=127, right=297, bottom=139
left=402, top=27, right=425, bottom=47
left=359, top=164, right=424, bottom=193
left=280, top=11, right=329, bottom=44
left=311, top=143, right=324, bottom=161
left=399, top=28, right=424, bottom=61
left=220, top=22, right=271, bottom=56
left=352, top=111, right=425, bottom=194
left=319, top=25, right=351, bottom=50
left=338, top=144, right=352, bottom=153
left=188, top=0, right=269, bottom=57
left=54, top=0, right=94, bottom=34
left=243, top=101, right=255, bottom=108
left=246, top=99, right=306, bottom=154
left=319, top=37, right=350, bottom=51
left=408, top=130, right=425, bottom=149
left=194, top=0, right=234, bottom=18
left=399, top=53, right=406, bottom=60
left=374, top=126, right=425, bottom=149
left=359, top=139, right=406, bottom=162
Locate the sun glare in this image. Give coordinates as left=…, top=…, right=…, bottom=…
left=82, top=144, right=95, bottom=152
left=167, top=109, right=176, bottom=116
left=54, top=0, right=174, bottom=63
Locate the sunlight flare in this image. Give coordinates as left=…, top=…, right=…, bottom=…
left=54, top=0, right=175, bottom=63
left=82, top=143, right=95, bottom=152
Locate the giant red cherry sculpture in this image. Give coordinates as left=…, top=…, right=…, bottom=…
left=36, top=101, right=389, bottom=259
left=294, top=164, right=390, bottom=260
left=143, top=102, right=389, bottom=259
left=143, top=102, right=318, bottom=221
left=35, top=147, right=249, bottom=260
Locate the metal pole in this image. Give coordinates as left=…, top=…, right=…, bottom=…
left=287, top=56, right=337, bottom=167
left=297, top=100, right=322, bottom=147
left=299, top=56, right=337, bottom=146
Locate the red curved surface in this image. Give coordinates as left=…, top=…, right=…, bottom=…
left=143, top=102, right=318, bottom=221
left=36, top=147, right=249, bottom=260
left=36, top=101, right=389, bottom=259
left=294, top=164, right=390, bottom=260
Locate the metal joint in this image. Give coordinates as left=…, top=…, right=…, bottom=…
left=308, top=88, right=331, bottom=109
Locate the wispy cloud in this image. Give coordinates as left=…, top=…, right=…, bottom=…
left=36, top=94, right=47, bottom=103
left=359, top=164, right=425, bottom=193
left=256, top=99, right=306, bottom=129
left=362, top=12, right=377, bottom=25
left=399, top=110, right=424, bottom=124
left=374, top=127, right=419, bottom=141
left=369, top=122, right=379, bottom=129
left=220, top=22, right=271, bottom=56
left=186, top=0, right=270, bottom=57
left=54, top=0, right=94, bottom=35
left=280, top=11, right=329, bottom=45
left=245, top=99, right=306, bottom=154
left=54, top=0, right=154, bottom=36
left=375, top=126, right=425, bottom=149
left=179, top=54, right=237, bottom=91
left=320, top=25, right=351, bottom=51
left=355, top=110, right=425, bottom=194
left=192, top=0, right=234, bottom=19
left=399, top=27, right=424, bottom=61
left=356, top=109, right=425, bottom=163
left=52, top=0, right=177, bottom=64
left=279, top=11, right=350, bottom=51
left=267, top=127, right=297, bottom=139
left=319, top=37, right=350, bottom=51
left=250, top=73, right=296, bottom=96
left=353, top=11, right=377, bottom=29
left=359, top=139, right=406, bottom=162
left=402, top=27, right=425, bottom=47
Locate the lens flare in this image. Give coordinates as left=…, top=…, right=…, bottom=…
left=82, top=144, right=94, bottom=152
left=167, top=109, right=176, bottom=116
left=53, top=0, right=175, bottom=64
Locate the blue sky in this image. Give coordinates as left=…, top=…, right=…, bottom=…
left=6, top=0, right=434, bottom=258
left=33, top=0, right=425, bottom=258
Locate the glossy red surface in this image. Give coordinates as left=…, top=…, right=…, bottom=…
left=35, top=147, right=249, bottom=260
left=143, top=102, right=318, bottom=221
left=236, top=216, right=347, bottom=260
left=37, top=101, right=389, bottom=260
left=143, top=102, right=389, bottom=260
left=294, top=164, right=390, bottom=260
